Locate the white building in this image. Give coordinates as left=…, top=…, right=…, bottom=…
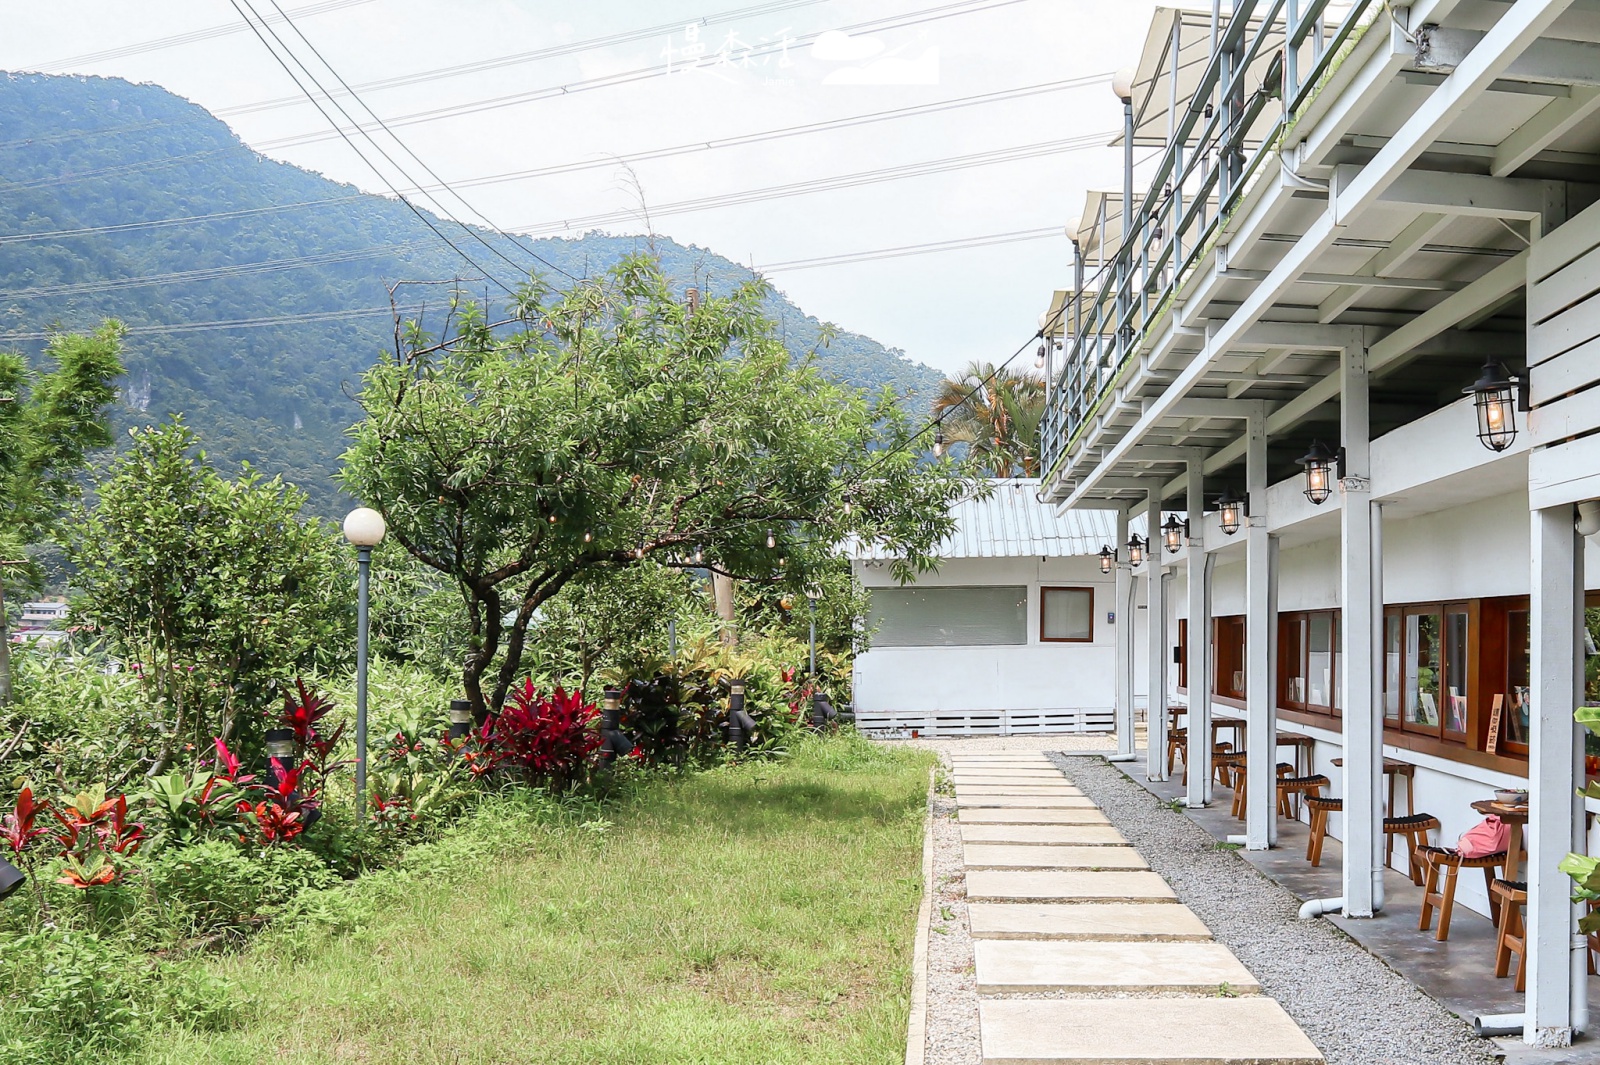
left=1036, top=0, right=1600, bottom=1046
left=849, top=480, right=1124, bottom=736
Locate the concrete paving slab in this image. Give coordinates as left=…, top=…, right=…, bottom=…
left=966, top=901, right=1211, bottom=940
left=966, top=869, right=1177, bottom=903
left=960, top=824, right=1127, bottom=846
left=956, top=785, right=1085, bottom=796
left=949, top=758, right=1056, bottom=766
left=950, top=774, right=1070, bottom=784
left=974, top=939, right=1259, bottom=994
left=962, top=843, right=1147, bottom=870
left=979, top=998, right=1324, bottom=1064
left=956, top=795, right=1096, bottom=808
left=957, top=808, right=1110, bottom=825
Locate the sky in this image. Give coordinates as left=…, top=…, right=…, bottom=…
left=0, top=0, right=1158, bottom=375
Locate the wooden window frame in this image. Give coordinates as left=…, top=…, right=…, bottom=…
left=1177, top=618, right=1188, bottom=691
left=1213, top=615, right=1247, bottom=700
left=1277, top=609, right=1341, bottom=719
left=1039, top=586, right=1095, bottom=643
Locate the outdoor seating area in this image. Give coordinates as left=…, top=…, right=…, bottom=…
left=1160, top=709, right=1565, bottom=1005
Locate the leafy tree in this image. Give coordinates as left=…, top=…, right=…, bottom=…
left=342, top=256, right=967, bottom=718
left=931, top=361, right=1046, bottom=477
left=0, top=322, right=125, bottom=705
left=68, top=418, right=352, bottom=772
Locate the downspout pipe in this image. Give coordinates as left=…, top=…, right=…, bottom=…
left=1298, top=896, right=1344, bottom=920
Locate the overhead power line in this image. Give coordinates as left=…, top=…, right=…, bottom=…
left=24, top=0, right=375, bottom=71
left=757, top=227, right=1062, bottom=273
left=0, top=303, right=423, bottom=343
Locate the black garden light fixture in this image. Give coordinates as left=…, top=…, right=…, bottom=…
left=1296, top=439, right=1341, bottom=506
left=0, top=858, right=22, bottom=902
left=1161, top=513, right=1187, bottom=554
left=448, top=699, right=473, bottom=740
left=598, top=688, right=632, bottom=765
left=1126, top=533, right=1148, bottom=567
left=1216, top=487, right=1246, bottom=536
left=1099, top=544, right=1116, bottom=573
left=1464, top=359, right=1526, bottom=452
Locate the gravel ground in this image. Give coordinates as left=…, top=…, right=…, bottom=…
left=1049, top=753, right=1499, bottom=1065
left=923, top=785, right=981, bottom=1065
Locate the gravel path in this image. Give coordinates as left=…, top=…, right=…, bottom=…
left=924, top=785, right=981, bottom=1065
left=1049, top=753, right=1499, bottom=1065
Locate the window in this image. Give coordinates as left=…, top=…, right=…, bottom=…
left=1381, top=601, right=1476, bottom=744
left=1384, top=613, right=1401, bottom=723
left=869, top=586, right=1028, bottom=647
left=1176, top=618, right=1188, bottom=690
left=1503, top=607, right=1530, bottom=753
left=1278, top=610, right=1340, bottom=716
left=1040, top=587, right=1094, bottom=642
left=1213, top=616, right=1246, bottom=700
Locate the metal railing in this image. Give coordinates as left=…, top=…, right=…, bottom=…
left=1041, top=0, right=1379, bottom=483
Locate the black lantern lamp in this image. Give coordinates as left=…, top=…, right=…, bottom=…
left=1465, top=359, right=1524, bottom=452
left=1216, top=487, right=1246, bottom=536
left=726, top=681, right=757, bottom=751
left=1297, top=439, right=1341, bottom=506
left=1098, top=544, right=1116, bottom=573
left=448, top=699, right=473, bottom=740
left=0, top=858, right=23, bottom=901
left=1161, top=513, right=1187, bottom=554
left=263, top=727, right=296, bottom=786
left=1126, top=533, right=1147, bottom=567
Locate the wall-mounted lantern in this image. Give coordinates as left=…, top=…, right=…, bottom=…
left=1216, top=488, right=1245, bottom=536
left=1099, top=544, right=1116, bottom=573
left=1465, top=359, right=1526, bottom=452
left=1296, top=440, right=1341, bottom=506
left=1126, top=533, right=1147, bottom=567
left=1161, top=513, right=1188, bottom=554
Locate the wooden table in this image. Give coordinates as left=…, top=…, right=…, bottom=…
left=1471, top=798, right=1529, bottom=883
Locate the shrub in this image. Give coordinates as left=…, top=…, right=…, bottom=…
left=486, top=681, right=600, bottom=789
left=142, top=841, right=337, bottom=939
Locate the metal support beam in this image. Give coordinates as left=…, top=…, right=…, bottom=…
left=1244, top=411, right=1275, bottom=849
left=1146, top=492, right=1170, bottom=781
left=1185, top=458, right=1212, bottom=808
left=1524, top=503, right=1585, bottom=1047
left=1317, top=213, right=1452, bottom=323
left=1411, top=26, right=1600, bottom=87
left=1340, top=343, right=1381, bottom=917
left=1341, top=165, right=1556, bottom=221
left=1494, top=85, right=1600, bottom=176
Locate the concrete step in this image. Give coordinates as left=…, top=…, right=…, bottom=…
left=960, top=824, right=1127, bottom=846
left=967, top=901, right=1211, bottom=941
left=963, top=843, right=1148, bottom=871
left=957, top=808, right=1110, bottom=825
left=979, top=998, right=1325, bottom=1064
left=966, top=869, right=1177, bottom=904
left=957, top=795, right=1096, bottom=808
left=974, top=939, right=1259, bottom=995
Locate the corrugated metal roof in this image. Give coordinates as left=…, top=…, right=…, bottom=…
left=849, top=479, right=1119, bottom=560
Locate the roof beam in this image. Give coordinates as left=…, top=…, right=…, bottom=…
left=1340, top=165, right=1554, bottom=221
left=1493, top=85, right=1600, bottom=176
left=1317, top=212, right=1452, bottom=322
left=1411, top=27, right=1600, bottom=87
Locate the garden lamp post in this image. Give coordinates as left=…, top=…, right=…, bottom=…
left=806, top=585, right=822, bottom=677
left=343, top=506, right=386, bottom=822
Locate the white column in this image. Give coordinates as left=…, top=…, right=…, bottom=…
left=1115, top=508, right=1136, bottom=759
left=1245, top=412, right=1276, bottom=849
left=1341, top=342, right=1381, bottom=917
left=1146, top=493, right=1170, bottom=781
left=1186, top=458, right=1212, bottom=807
left=1525, top=504, right=1583, bottom=1047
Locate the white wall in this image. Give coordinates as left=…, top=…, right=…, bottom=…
left=852, top=555, right=1121, bottom=714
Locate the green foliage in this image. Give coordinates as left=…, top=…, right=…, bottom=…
left=342, top=257, right=967, bottom=717
left=67, top=418, right=354, bottom=770
left=142, top=842, right=338, bottom=940
left=0, top=75, right=944, bottom=518
left=931, top=360, right=1046, bottom=477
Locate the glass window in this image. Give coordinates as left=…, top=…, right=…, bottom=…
left=1282, top=616, right=1306, bottom=706
left=1333, top=616, right=1343, bottom=712
left=869, top=586, right=1027, bottom=647
left=1506, top=609, right=1530, bottom=748
left=1040, top=587, right=1094, bottom=642
left=1406, top=611, right=1442, bottom=731
left=1384, top=613, right=1401, bottom=722
left=1309, top=614, right=1334, bottom=709
left=1444, top=609, right=1469, bottom=735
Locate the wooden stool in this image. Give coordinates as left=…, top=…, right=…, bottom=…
left=1179, top=740, right=1232, bottom=787
left=1167, top=728, right=1187, bottom=780
left=1491, top=879, right=1528, bottom=992
left=1232, top=761, right=1293, bottom=821
left=1418, top=845, right=1507, bottom=941
left=1305, top=796, right=1342, bottom=866
left=1383, top=814, right=1440, bottom=886
left=1275, top=773, right=1328, bottom=820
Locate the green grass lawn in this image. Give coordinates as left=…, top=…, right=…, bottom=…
left=143, top=735, right=933, bottom=1065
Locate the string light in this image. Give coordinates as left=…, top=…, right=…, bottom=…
left=767, top=530, right=776, bottom=549
left=583, top=530, right=592, bottom=543
left=933, top=422, right=946, bottom=458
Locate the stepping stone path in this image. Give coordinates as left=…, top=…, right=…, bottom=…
left=947, top=752, right=1324, bottom=1065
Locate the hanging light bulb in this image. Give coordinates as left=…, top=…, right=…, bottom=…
left=693, top=544, right=704, bottom=564
left=933, top=423, right=946, bottom=458
left=767, top=530, right=776, bottom=550
left=1296, top=440, right=1340, bottom=506
left=583, top=530, right=593, bottom=543
left=548, top=514, right=557, bottom=524
left=1216, top=488, right=1245, bottom=536
left=1099, top=545, right=1115, bottom=574
left=843, top=498, right=853, bottom=516
left=1035, top=342, right=1047, bottom=369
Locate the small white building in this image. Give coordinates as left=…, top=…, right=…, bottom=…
left=848, top=479, right=1124, bottom=736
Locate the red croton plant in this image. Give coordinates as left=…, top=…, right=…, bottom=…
left=485, top=680, right=601, bottom=789
left=5, top=784, right=148, bottom=889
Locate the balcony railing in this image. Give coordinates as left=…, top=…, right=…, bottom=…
left=1041, top=0, right=1380, bottom=483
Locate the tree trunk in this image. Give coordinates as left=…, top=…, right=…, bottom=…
left=0, top=578, right=12, bottom=707
left=712, top=572, right=737, bottom=648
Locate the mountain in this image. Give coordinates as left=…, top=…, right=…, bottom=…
left=0, top=72, right=944, bottom=514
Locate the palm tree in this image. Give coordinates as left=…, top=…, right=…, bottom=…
left=930, top=361, right=1046, bottom=477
